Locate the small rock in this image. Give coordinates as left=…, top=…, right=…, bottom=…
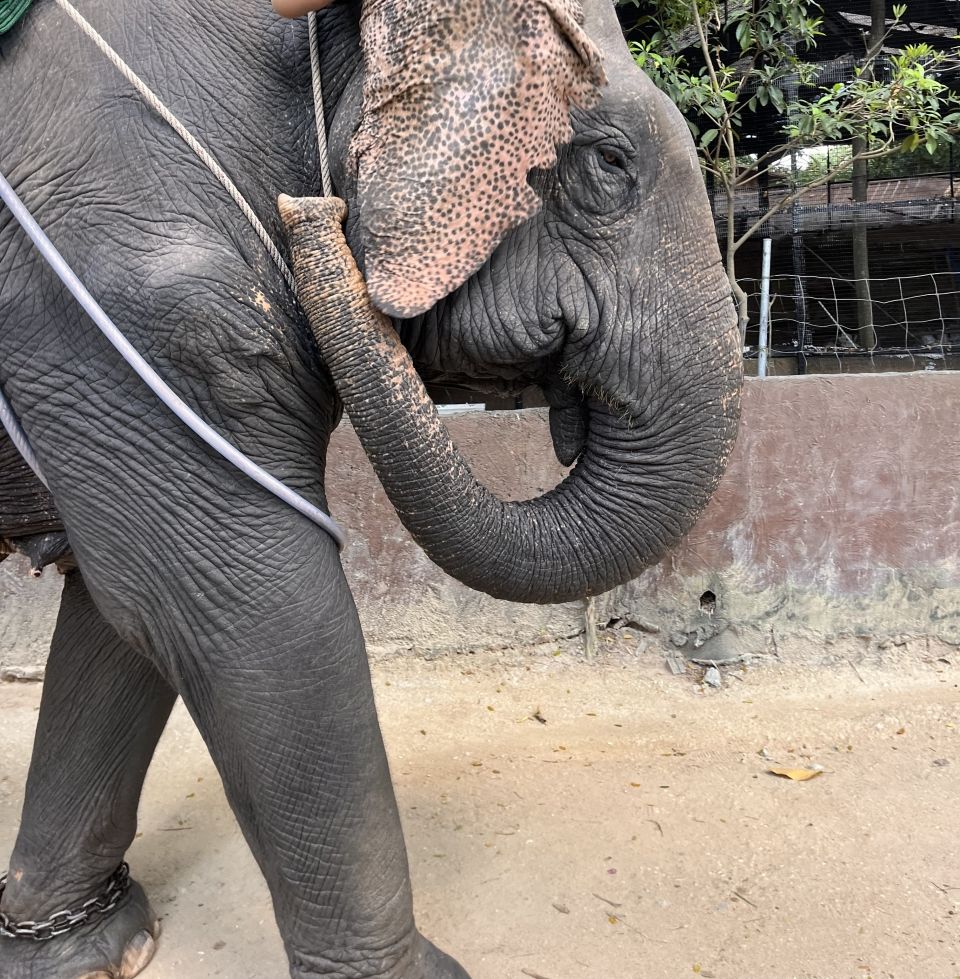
left=665, top=652, right=686, bottom=676
left=703, top=666, right=722, bottom=688
left=0, top=667, right=45, bottom=683
left=932, top=758, right=950, bottom=768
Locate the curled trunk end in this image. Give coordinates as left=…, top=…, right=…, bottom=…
left=279, top=195, right=741, bottom=604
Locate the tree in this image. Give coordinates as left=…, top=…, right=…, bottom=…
left=625, top=0, right=960, bottom=338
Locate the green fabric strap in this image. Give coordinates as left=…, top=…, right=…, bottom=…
left=0, top=0, right=34, bottom=35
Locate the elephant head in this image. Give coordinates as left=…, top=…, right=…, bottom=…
left=279, top=0, right=743, bottom=604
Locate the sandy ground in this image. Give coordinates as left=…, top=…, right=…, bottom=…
left=1, top=646, right=958, bottom=979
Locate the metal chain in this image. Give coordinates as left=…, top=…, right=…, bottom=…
left=0, top=862, right=130, bottom=942
left=308, top=11, right=333, bottom=199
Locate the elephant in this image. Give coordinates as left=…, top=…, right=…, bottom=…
left=0, top=0, right=741, bottom=975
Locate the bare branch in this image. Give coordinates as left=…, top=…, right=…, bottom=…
left=690, top=0, right=737, bottom=168
left=732, top=134, right=898, bottom=250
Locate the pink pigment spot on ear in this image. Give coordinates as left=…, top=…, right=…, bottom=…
left=350, top=0, right=606, bottom=318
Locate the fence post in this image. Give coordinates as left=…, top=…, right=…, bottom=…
left=950, top=142, right=955, bottom=199
left=826, top=148, right=832, bottom=206
left=758, top=238, right=772, bottom=378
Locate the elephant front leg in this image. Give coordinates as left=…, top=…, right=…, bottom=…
left=0, top=570, right=176, bottom=979
left=157, top=575, right=470, bottom=979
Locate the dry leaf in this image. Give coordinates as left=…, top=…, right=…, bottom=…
left=768, top=765, right=823, bottom=781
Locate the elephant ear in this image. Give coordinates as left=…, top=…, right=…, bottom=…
left=349, top=0, right=607, bottom=319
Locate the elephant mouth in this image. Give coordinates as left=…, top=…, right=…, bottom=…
left=417, top=366, right=601, bottom=471
left=403, top=306, right=656, bottom=472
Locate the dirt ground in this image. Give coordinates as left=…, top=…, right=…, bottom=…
left=1, top=644, right=958, bottom=979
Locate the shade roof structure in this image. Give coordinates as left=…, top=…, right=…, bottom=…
left=818, top=0, right=959, bottom=56
left=619, top=1, right=960, bottom=156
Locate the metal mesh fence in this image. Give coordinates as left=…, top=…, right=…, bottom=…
left=723, top=145, right=960, bottom=371
left=743, top=271, right=960, bottom=368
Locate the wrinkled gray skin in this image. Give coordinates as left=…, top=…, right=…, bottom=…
left=0, top=0, right=740, bottom=977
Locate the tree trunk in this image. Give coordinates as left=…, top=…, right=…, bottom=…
left=725, top=188, right=748, bottom=339
left=850, top=0, right=886, bottom=351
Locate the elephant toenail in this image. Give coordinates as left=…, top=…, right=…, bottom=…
left=119, top=930, right=157, bottom=978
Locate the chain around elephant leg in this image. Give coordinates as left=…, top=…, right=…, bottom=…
left=0, top=570, right=175, bottom=979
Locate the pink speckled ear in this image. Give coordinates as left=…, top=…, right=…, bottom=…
left=350, top=0, right=606, bottom=319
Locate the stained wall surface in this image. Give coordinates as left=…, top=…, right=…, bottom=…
left=2, top=372, right=958, bottom=675
left=325, top=371, right=960, bottom=658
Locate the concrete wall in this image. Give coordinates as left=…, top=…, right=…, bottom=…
left=0, top=553, right=62, bottom=679
left=329, top=371, right=960, bottom=658
left=601, top=371, right=960, bottom=660
left=2, top=372, right=958, bottom=675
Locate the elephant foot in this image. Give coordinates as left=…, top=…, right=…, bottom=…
left=418, top=937, right=471, bottom=979
left=292, top=934, right=470, bottom=979
left=0, top=880, right=159, bottom=979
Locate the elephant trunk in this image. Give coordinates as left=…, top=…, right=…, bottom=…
left=279, top=195, right=741, bottom=604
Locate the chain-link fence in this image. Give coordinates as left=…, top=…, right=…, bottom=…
left=742, top=270, right=960, bottom=369
left=728, top=151, right=960, bottom=372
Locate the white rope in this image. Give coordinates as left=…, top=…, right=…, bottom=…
left=53, top=0, right=298, bottom=294
left=308, top=11, right=333, bottom=199
left=0, top=3, right=347, bottom=544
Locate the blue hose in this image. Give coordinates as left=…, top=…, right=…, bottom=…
left=0, top=170, right=345, bottom=549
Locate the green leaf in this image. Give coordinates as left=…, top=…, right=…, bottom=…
left=627, top=0, right=960, bottom=252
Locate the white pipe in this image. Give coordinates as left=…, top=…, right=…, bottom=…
left=758, top=237, right=772, bottom=378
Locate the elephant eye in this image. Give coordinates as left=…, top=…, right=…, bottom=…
left=598, top=147, right=627, bottom=172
